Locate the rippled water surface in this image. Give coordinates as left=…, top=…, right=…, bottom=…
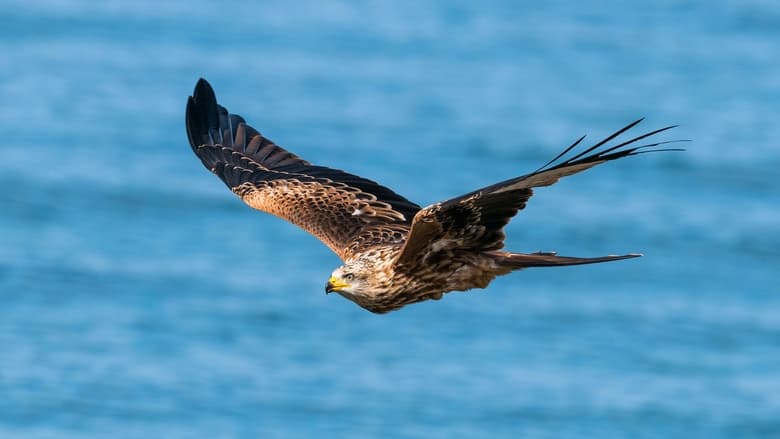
left=1, top=1, right=779, bottom=438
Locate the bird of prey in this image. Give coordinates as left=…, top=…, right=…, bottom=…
left=186, top=78, right=680, bottom=313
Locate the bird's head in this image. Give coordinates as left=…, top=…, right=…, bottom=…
left=325, top=260, right=373, bottom=298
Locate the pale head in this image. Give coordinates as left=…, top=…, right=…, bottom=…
left=325, top=258, right=377, bottom=298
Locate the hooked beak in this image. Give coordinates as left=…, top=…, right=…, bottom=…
left=325, top=276, right=349, bottom=294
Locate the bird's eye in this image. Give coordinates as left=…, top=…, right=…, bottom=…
left=345, top=273, right=354, bottom=281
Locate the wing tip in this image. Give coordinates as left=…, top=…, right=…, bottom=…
left=185, top=96, right=197, bottom=148
left=193, top=78, right=215, bottom=101
left=186, top=77, right=220, bottom=150
left=533, top=118, right=684, bottom=178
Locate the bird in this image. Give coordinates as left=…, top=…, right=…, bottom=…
left=185, top=78, right=682, bottom=313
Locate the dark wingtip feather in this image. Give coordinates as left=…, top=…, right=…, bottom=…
left=563, top=118, right=646, bottom=163
left=195, top=77, right=210, bottom=91
left=185, top=96, right=197, bottom=149
left=186, top=78, right=220, bottom=150
left=193, top=78, right=216, bottom=105
left=533, top=134, right=586, bottom=174
left=538, top=119, right=684, bottom=173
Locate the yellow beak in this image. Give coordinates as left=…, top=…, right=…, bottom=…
left=325, top=276, right=350, bottom=294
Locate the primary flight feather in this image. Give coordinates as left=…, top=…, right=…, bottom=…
left=186, top=78, right=681, bottom=313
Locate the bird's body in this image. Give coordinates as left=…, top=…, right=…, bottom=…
left=186, top=79, right=680, bottom=313
left=327, top=245, right=502, bottom=312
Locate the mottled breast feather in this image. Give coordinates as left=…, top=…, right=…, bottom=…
left=186, top=79, right=420, bottom=260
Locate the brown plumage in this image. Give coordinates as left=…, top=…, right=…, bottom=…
left=186, top=78, right=682, bottom=313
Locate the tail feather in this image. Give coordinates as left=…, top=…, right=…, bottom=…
left=495, top=251, right=641, bottom=268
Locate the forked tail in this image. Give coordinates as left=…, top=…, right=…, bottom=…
left=492, top=251, right=641, bottom=268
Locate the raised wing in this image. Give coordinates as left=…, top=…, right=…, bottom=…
left=395, top=119, right=683, bottom=267
left=186, top=78, right=420, bottom=260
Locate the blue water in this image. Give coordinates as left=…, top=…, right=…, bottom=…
left=2, top=1, right=779, bottom=437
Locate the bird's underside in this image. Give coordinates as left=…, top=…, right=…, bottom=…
left=186, top=78, right=682, bottom=313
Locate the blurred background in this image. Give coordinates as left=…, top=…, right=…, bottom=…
left=1, top=0, right=778, bottom=438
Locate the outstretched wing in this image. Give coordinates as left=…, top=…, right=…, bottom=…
left=186, top=78, right=420, bottom=260
left=395, top=119, right=683, bottom=267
